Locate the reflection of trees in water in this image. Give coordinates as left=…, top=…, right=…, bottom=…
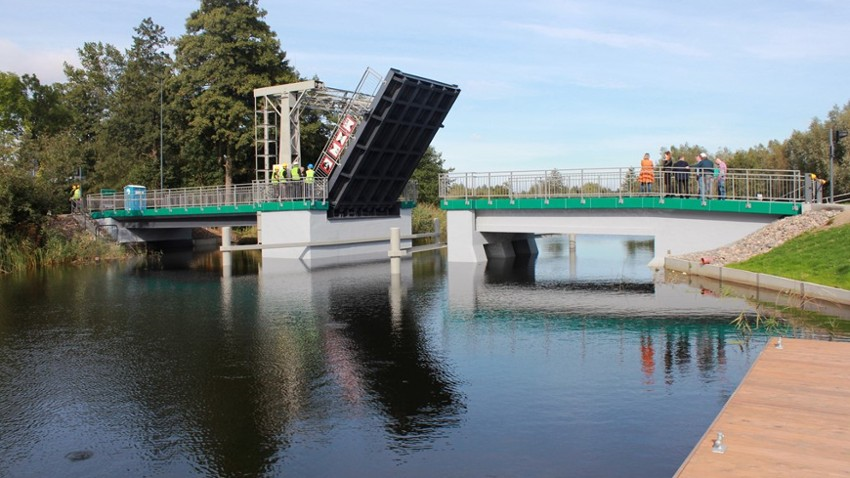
left=135, top=249, right=261, bottom=276
left=0, top=264, right=328, bottom=478
left=454, top=313, right=744, bottom=401
left=624, top=239, right=653, bottom=257
left=327, top=285, right=465, bottom=452
left=661, top=324, right=729, bottom=386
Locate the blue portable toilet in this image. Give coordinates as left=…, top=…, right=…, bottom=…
left=124, top=185, right=147, bottom=212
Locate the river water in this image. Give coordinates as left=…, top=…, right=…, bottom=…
left=0, top=235, right=845, bottom=477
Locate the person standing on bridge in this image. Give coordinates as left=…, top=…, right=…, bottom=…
left=305, top=164, right=315, bottom=184
left=304, top=164, right=315, bottom=197
left=638, top=153, right=655, bottom=193
left=661, top=151, right=674, bottom=197
left=290, top=163, right=301, bottom=198
left=673, top=155, right=690, bottom=197
left=272, top=164, right=283, bottom=199
left=715, top=156, right=727, bottom=199
left=694, top=153, right=714, bottom=205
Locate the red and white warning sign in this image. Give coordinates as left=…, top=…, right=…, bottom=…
left=318, top=115, right=358, bottom=176
left=318, top=155, right=335, bottom=175
left=339, top=115, right=356, bottom=134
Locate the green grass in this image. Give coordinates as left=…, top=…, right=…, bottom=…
left=728, top=223, right=850, bottom=290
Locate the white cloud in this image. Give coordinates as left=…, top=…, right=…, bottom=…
left=0, top=38, right=76, bottom=83
left=513, top=23, right=708, bottom=58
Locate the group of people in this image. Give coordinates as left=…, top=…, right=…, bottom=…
left=272, top=162, right=316, bottom=198
left=639, top=151, right=728, bottom=204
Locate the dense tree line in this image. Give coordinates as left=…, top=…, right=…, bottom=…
left=658, top=102, right=850, bottom=186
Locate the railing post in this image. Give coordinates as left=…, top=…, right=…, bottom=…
left=487, top=172, right=492, bottom=204
left=580, top=169, right=585, bottom=204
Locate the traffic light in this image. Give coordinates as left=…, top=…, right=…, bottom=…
left=836, top=130, right=849, bottom=141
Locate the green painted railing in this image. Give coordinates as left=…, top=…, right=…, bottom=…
left=85, top=179, right=418, bottom=219
left=440, top=167, right=810, bottom=209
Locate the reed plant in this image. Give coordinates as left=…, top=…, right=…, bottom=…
left=412, top=203, right=447, bottom=245
left=0, top=229, right=129, bottom=274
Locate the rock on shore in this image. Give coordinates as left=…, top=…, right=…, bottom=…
left=671, top=207, right=848, bottom=267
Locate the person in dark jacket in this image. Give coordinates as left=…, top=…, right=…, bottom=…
left=694, top=153, right=715, bottom=205
left=673, top=155, right=690, bottom=197
left=661, top=151, right=674, bottom=197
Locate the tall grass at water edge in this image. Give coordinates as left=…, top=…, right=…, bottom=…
left=412, top=204, right=447, bottom=245
left=0, top=230, right=130, bottom=274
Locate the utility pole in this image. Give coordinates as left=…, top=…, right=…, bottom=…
left=830, top=128, right=835, bottom=203
left=160, top=79, right=164, bottom=190
left=831, top=128, right=849, bottom=203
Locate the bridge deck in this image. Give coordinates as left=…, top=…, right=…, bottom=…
left=675, top=337, right=850, bottom=477
left=441, top=196, right=801, bottom=215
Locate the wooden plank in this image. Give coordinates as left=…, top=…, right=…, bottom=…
left=675, top=338, right=850, bottom=477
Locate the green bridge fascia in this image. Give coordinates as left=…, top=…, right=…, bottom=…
left=90, top=200, right=417, bottom=220
left=441, top=197, right=802, bottom=216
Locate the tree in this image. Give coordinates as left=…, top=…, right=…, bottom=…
left=100, top=18, right=174, bottom=189
left=64, top=42, right=125, bottom=144
left=663, top=143, right=706, bottom=165
left=172, top=0, right=298, bottom=187
left=0, top=72, right=28, bottom=140
left=411, top=146, right=451, bottom=205
left=63, top=42, right=126, bottom=188
left=0, top=72, right=71, bottom=164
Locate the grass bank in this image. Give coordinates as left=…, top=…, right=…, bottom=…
left=0, top=216, right=132, bottom=274
left=729, top=222, right=850, bottom=290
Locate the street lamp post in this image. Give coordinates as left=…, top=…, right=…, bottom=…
left=160, top=80, right=164, bottom=190
left=830, top=128, right=849, bottom=203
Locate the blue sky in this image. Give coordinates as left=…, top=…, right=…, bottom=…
left=2, top=0, right=849, bottom=172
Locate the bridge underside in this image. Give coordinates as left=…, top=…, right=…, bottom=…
left=327, top=69, right=460, bottom=218
left=447, top=203, right=796, bottom=267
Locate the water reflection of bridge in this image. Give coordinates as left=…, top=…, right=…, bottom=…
left=447, top=262, right=752, bottom=317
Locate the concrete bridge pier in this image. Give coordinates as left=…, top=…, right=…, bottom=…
left=222, top=226, right=232, bottom=274
left=260, top=209, right=412, bottom=269
left=447, top=210, right=538, bottom=262
left=483, top=233, right=538, bottom=259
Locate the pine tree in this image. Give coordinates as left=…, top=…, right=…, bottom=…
left=173, top=0, right=298, bottom=187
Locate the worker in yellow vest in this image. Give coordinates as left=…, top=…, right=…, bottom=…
left=290, top=163, right=301, bottom=198
left=281, top=163, right=289, bottom=198
left=304, top=164, right=315, bottom=197
left=70, top=184, right=82, bottom=212
left=272, top=164, right=283, bottom=198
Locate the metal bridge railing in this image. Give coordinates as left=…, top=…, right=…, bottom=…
left=84, top=177, right=419, bottom=215
left=439, top=167, right=808, bottom=203
left=85, top=179, right=330, bottom=214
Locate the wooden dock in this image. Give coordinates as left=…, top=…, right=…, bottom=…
left=675, top=337, right=850, bottom=477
